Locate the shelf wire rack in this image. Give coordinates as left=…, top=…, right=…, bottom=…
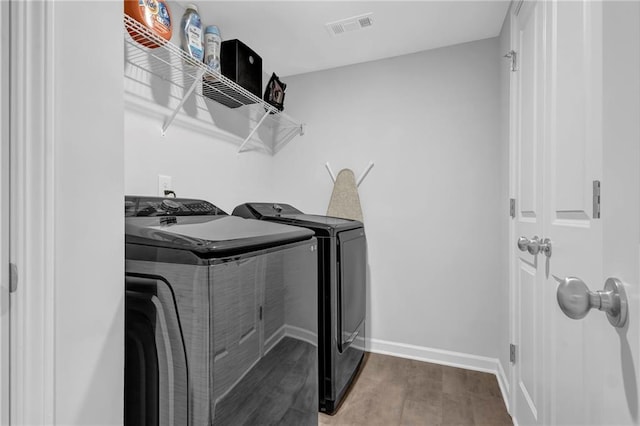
left=124, top=14, right=304, bottom=154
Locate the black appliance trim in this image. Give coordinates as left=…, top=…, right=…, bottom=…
left=125, top=235, right=314, bottom=264
left=335, top=229, right=366, bottom=354
left=125, top=272, right=191, bottom=424
left=320, top=353, right=365, bottom=415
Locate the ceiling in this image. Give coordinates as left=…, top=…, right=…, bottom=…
left=176, top=1, right=510, bottom=77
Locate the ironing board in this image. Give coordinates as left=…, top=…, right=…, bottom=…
left=326, top=169, right=363, bottom=222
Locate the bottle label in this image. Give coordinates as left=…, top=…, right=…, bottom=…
left=204, top=34, right=221, bottom=71
left=138, top=0, right=171, bottom=34
left=187, top=21, right=203, bottom=60
left=155, top=2, right=171, bottom=29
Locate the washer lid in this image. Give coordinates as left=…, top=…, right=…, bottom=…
left=264, top=214, right=362, bottom=236
left=233, top=202, right=363, bottom=236
left=126, top=215, right=314, bottom=257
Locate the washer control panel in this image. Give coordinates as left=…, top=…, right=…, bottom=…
left=125, top=196, right=227, bottom=217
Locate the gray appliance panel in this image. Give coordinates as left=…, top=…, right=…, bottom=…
left=126, top=238, right=319, bottom=426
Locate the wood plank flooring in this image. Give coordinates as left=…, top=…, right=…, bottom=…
left=213, top=337, right=317, bottom=425
left=319, top=353, right=512, bottom=426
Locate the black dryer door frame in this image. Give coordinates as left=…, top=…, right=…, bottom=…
left=336, top=228, right=366, bottom=353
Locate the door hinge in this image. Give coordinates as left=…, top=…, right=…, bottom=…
left=510, top=198, right=516, bottom=218
left=259, top=306, right=263, bottom=321
left=510, top=343, right=517, bottom=364
left=9, top=262, right=17, bottom=293
left=593, top=180, right=601, bottom=219
left=504, top=50, right=518, bottom=72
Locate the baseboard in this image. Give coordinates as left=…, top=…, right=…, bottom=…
left=367, top=338, right=511, bottom=412
left=264, top=326, right=286, bottom=355
left=283, top=324, right=318, bottom=347
left=495, top=358, right=511, bottom=413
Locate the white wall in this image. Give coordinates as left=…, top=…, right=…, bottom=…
left=53, top=2, right=124, bottom=424
left=124, top=108, right=274, bottom=212
left=270, top=38, right=506, bottom=365
left=123, top=19, right=275, bottom=212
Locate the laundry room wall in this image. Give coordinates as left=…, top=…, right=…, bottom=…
left=124, top=107, right=274, bottom=212
left=53, top=1, right=124, bottom=424
left=271, top=38, right=508, bottom=379
left=123, top=43, right=275, bottom=212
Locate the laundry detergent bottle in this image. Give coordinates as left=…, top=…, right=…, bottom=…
left=204, top=25, right=222, bottom=74
left=124, top=0, right=172, bottom=48
left=181, top=4, right=204, bottom=64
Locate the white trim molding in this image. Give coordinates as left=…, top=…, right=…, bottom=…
left=0, top=1, right=10, bottom=424
left=10, top=0, right=56, bottom=424
left=367, top=338, right=511, bottom=413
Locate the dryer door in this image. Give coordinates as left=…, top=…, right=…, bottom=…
left=336, top=228, right=366, bottom=353
left=125, top=275, right=189, bottom=426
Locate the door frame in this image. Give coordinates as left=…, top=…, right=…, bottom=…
left=0, top=0, right=10, bottom=424
left=507, top=0, right=518, bottom=416
left=9, top=1, right=56, bottom=424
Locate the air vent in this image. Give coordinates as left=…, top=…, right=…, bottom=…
left=325, top=13, right=374, bottom=36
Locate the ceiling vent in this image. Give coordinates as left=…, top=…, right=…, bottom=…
left=325, top=13, right=374, bottom=37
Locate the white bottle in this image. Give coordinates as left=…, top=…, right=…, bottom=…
left=181, top=4, right=203, bottom=64
left=204, top=25, right=222, bottom=75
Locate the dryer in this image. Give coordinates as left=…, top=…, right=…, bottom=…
left=232, top=202, right=366, bottom=414
left=125, top=196, right=319, bottom=425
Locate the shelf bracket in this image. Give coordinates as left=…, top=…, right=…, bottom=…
left=238, top=110, right=272, bottom=153
left=161, top=67, right=206, bottom=136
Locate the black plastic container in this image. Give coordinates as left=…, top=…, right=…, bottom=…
left=203, top=39, right=262, bottom=108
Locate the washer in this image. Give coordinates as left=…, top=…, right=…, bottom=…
left=125, top=196, right=319, bottom=425
left=232, top=202, right=366, bottom=414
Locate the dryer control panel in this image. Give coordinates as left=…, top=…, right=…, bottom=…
left=125, top=196, right=227, bottom=217
left=233, top=202, right=303, bottom=219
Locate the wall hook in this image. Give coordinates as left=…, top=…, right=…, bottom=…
left=356, top=161, right=374, bottom=187
left=325, top=162, right=336, bottom=183
left=325, top=161, right=375, bottom=187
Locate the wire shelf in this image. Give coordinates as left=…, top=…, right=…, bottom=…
left=124, top=14, right=304, bottom=154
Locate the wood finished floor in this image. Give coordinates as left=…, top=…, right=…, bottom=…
left=319, top=353, right=513, bottom=426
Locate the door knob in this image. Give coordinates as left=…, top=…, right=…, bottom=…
left=517, top=236, right=530, bottom=252
left=517, top=236, right=553, bottom=257
left=557, top=276, right=628, bottom=328
left=527, top=236, right=552, bottom=256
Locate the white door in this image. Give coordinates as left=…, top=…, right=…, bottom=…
left=544, top=2, right=604, bottom=424
left=0, top=0, right=10, bottom=424
left=511, top=1, right=640, bottom=425
left=547, top=1, right=640, bottom=425
left=510, top=1, right=547, bottom=424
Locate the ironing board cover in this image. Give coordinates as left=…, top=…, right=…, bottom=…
left=326, top=169, right=363, bottom=222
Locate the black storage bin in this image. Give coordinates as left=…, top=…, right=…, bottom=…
left=203, top=39, right=262, bottom=108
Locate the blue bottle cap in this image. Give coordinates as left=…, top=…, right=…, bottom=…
left=205, top=25, right=220, bottom=37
